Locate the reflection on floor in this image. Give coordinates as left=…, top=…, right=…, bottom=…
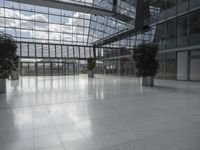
left=0, top=75, right=200, bottom=150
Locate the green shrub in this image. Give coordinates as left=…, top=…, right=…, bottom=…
left=87, top=57, right=96, bottom=71
left=133, top=43, right=159, bottom=77
left=0, top=32, right=18, bottom=79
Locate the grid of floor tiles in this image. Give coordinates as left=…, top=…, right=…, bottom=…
left=0, top=75, right=200, bottom=150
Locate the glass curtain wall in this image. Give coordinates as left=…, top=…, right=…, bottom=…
left=0, top=0, right=91, bottom=45
left=0, top=0, right=133, bottom=46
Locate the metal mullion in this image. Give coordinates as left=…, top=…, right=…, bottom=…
left=3, top=0, right=6, bottom=33
left=34, top=43, right=36, bottom=58
left=43, top=62, right=45, bottom=76
left=72, top=46, right=75, bottom=58
left=48, top=7, right=50, bottom=44
left=19, top=3, right=22, bottom=42
left=60, top=9, right=62, bottom=45
left=47, top=44, right=50, bottom=58
left=55, top=44, right=57, bottom=58
left=67, top=45, right=69, bottom=58
left=78, top=46, right=81, bottom=59
left=28, top=43, right=30, bottom=57
left=87, top=10, right=93, bottom=44
left=41, top=44, right=44, bottom=58
left=61, top=45, right=63, bottom=58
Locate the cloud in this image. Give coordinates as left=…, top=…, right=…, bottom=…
left=0, top=8, right=92, bottom=43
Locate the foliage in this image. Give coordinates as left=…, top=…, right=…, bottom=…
left=0, top=32, right=18, bottom=79
left=87, top=57, right=96, bottom=71
left=133, top=43, right=159, bottom=77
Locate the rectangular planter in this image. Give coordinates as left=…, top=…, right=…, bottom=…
left=141, top=76, right=154, bottom=87
left=88, top=70, right=94, bottom=78
left=0, top=79, right=6, bottom=93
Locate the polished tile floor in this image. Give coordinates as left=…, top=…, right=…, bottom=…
left=0, top=75, right=200, bottom=150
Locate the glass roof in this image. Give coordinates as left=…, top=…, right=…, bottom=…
left=0, top=0, right=135, bottom=46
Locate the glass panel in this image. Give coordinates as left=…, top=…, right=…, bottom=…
left=190, top=59, right=200, bottom=81
left=91, top=47, right=94, bottom=58
left=29, top=63, right=36, bottom=76
left=68, top=46, right=74, bottom=58
left=74, top=46, right=79, bottom=58
left=36, top=44, right=42, bottom=57
left=85, top=47, right=90, bottom=58
left=156, top=53, right=165, bottom=79
left=190, top=0, right=200, bottom=9
left=153, top=0, right=167, bottom=20
left=191, top=51, right=200, bottom=56
left=166, top=19, right=176, bottom=49
left=43, top=44, right=49, bottom=58
left=80, top=47, right=85, bottom=58
left=21, top=63, right=29, bottom=76
left=29, top=44, right=35, bottom=57
left=35, top=5, right=48, bottom=13
left=95, top=48, right=99, bottom=59
left=155, top=23, right=166, bottom=50
left=44, top=63, right=51, bottom=76
left=62, top=46, right=68, bottom=58
left=177, top=16, right=188, bottom=47
left=167, top=0, right=176, bottom=17
left=166, top=52, right=177, bottom=80
left=37, top=63, right=44, bottom=76
left=189, top=10, right=200, bottom=46
left=177, top=51, right=188, bottom=80
left=177, top=0, right=188, bottom=13
left=21, top=43, right=28, bottom=57
left=49, top=15, right=61, bottom=24
left=56, top=45, right=62, bottom=57
left=50, top=45, right=56, bottom=57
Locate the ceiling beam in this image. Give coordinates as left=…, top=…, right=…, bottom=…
left=92, top=0, right=151, bottom=47
left=8, top=0, right=133, bottom=22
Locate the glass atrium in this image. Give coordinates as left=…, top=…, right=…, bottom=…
left=0, top=1, right=200, bottom=150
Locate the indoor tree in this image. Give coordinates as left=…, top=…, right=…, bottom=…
left=87, top=57, right=96, bottom=78
left=0, top=32, right=18, bottom=93
left=133, top=43, right=159, bottom=86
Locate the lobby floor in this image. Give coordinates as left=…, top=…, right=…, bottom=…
left=0, top=75, right=200, bottom=150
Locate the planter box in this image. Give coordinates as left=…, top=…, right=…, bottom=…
left=0, top=79, right=6, bottom=93
left=88, top=70, right=94, bottom=78
left=141, top=76, right=154, bottom=87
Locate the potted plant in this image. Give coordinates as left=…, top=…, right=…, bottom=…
left=87, top=57, right=96, bottom=78
left=0, top=32, right=18, bottom=93
left=133, top=43, right=159, bottom=87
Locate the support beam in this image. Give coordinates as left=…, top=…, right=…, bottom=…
left=8, top=0, right=133, bottom=22
left=92, top=0, right=151, bottom=47
left=135, top=0, right=144, bottom=30
left=92, top=26, right=150, bottom=47
left=112, top=0, right=118, bottom=13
